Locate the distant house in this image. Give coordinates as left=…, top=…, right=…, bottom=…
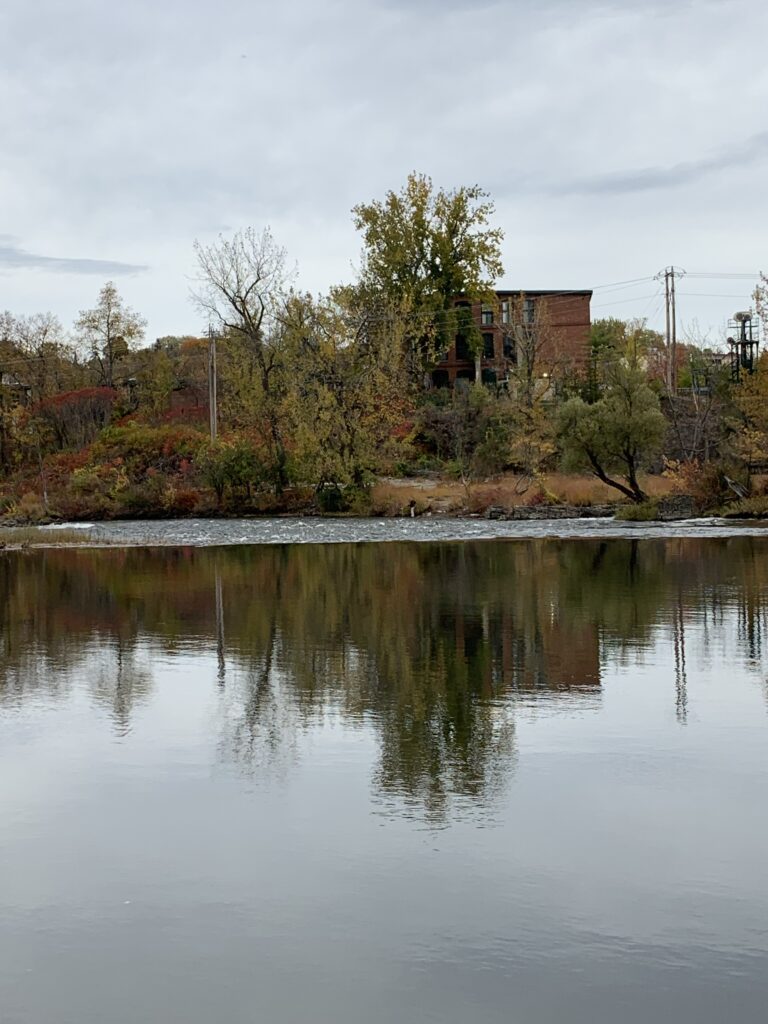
left=430, top=289, right=592, bottom=388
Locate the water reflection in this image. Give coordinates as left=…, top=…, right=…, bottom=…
left=1, top=539, right=767, bottom=819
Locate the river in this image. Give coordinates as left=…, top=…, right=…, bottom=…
left=1, top=531, right=767, bottom=1022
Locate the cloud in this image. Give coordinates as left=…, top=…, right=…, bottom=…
left=545, top=132, right=768, bottom=197
left=0, top=238, right=148, bottom=276
left=0, top=0, right=766, bottom=339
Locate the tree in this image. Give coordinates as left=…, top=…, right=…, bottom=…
left=193, top=228, right=293, bottom=492
left=414, top=384, right=515, bottom=494
left=664, top=352, right=732, bottom=464
left=351, top=173, right=504, bottom=378
left=0, top=312, right=83, bottom=400
left=283, top=292, right=410, bottom=496
left=75, top=282, right=146, bottom=388
left=198, top=436, right=263, bottom=506
left=0, top=311, right=89, bottom=473
left=585, top=317, right=668, bottom=397
left=732, top=351, right=768, bottom=470
left=558, top=362, right=667, bottom=502
left=506, top=400, right=557, bottom=489
left=505, top=294, right=568, bottom=407
left=754, top=272, right=768, bottom=326
left=26, top=387, right=118, bottom=453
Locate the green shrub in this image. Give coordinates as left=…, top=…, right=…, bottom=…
left=92, top=422, right=205, bottom=481
left=197, top=436, right=265, bottom=506
left=721, top=495, right=768, bottom=519
left=316, top=484, right=345, bottom=513
left=615, top=501, right=660, bottom=521
left=345, top=487, right=373, bottom=516
left=119, top=476, right=167, bottom=516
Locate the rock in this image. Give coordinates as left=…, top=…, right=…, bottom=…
left=655, top=495, right=696, bottom=520
left=485, top=504, right=615, bottom=521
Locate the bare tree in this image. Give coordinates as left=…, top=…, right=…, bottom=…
left=193, top=228, right=294, bottom=491
left=507, top=293, right=567, bottom=407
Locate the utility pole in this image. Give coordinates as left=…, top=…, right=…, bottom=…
left=664, top=269, right=671, bottom=390
left=655, top=266, right=685, bottom=392
left=670, top=267, right=678, bottom=392
left=208, top=324, right=218, bottom=441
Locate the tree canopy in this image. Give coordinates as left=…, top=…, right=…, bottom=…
left=75, top=282, right=146, bottom=389
left=351, top=173, right=504, bottom=375
left=558, top=362, right=667, bottom=502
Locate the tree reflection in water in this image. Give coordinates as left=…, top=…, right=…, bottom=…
left=1, top=538, right=767, bottom=820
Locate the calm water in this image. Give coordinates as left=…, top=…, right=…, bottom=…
left=1, top=537, right=767, bottom=1023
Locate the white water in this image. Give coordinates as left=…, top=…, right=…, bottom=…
left=21, top=515, right=768, bottom=546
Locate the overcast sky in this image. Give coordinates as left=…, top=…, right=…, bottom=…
left=1, top=0, right=766, bottom=345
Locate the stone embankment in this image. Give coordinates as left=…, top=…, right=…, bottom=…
left=484, top=495, right=697, bottom=522
left=485, top=504, right=614, bottom=520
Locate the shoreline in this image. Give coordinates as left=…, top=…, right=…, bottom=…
left=0, top=493, right=698, bottom=528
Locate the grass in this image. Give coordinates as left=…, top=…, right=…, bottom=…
left=720, top=495, right=768, bottom=519
left=0, top=526, right=96, bottom=547
left=372, top=472, right=676, bottom=515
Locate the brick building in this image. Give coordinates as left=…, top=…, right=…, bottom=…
left=430, top=289, right=592, bottom=388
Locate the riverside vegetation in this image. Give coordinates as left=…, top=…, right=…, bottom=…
left=2, top=173, right=768, bottom=524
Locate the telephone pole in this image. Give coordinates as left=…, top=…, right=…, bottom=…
left=655, top=266, right=685, bottom=392
left=208, top=324, right=218, bottom=441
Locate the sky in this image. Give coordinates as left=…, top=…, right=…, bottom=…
left=1, top=0, right=767, bottom=347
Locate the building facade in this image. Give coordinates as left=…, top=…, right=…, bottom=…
left=430, top=289, right=592, bottom=388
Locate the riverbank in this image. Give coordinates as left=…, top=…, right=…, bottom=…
left=3, top=468, right=762, bottom=532
left=0, top=471, right=683, bottom=525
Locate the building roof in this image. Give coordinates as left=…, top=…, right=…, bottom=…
left=494, top=289, right=593, bottom=298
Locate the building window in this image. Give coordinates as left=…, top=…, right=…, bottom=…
left=455, top=334, right=471, bottom=361
left=501, top=300, right=510, bottom=324
left=481, top=305, right=494, bottom=325
left=523, top=298, right=535, bottom=325
left=482, top=332, right=495, bottom=359
left=503, top=334, right=516, bottom=362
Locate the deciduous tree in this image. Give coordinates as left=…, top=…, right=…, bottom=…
left=351, top=173, right=503, bottom=378
left=75, top=282, right=146, bottom=388
left=558, top=363, right=667, bottom=502
left=193, top=228, right=293, bottom=491
left=284, top=293, right=410, bottom=496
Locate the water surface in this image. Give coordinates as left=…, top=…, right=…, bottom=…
left=1, top=538, right=767, bottom=1023
left=40, top=513, right=768, bottom=545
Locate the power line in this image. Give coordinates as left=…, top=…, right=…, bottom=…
left=592, top=293, right=659, bottom=308
left=685, top=272, right=761, bottom=280
left=678, top=292, right=757, bottom=299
